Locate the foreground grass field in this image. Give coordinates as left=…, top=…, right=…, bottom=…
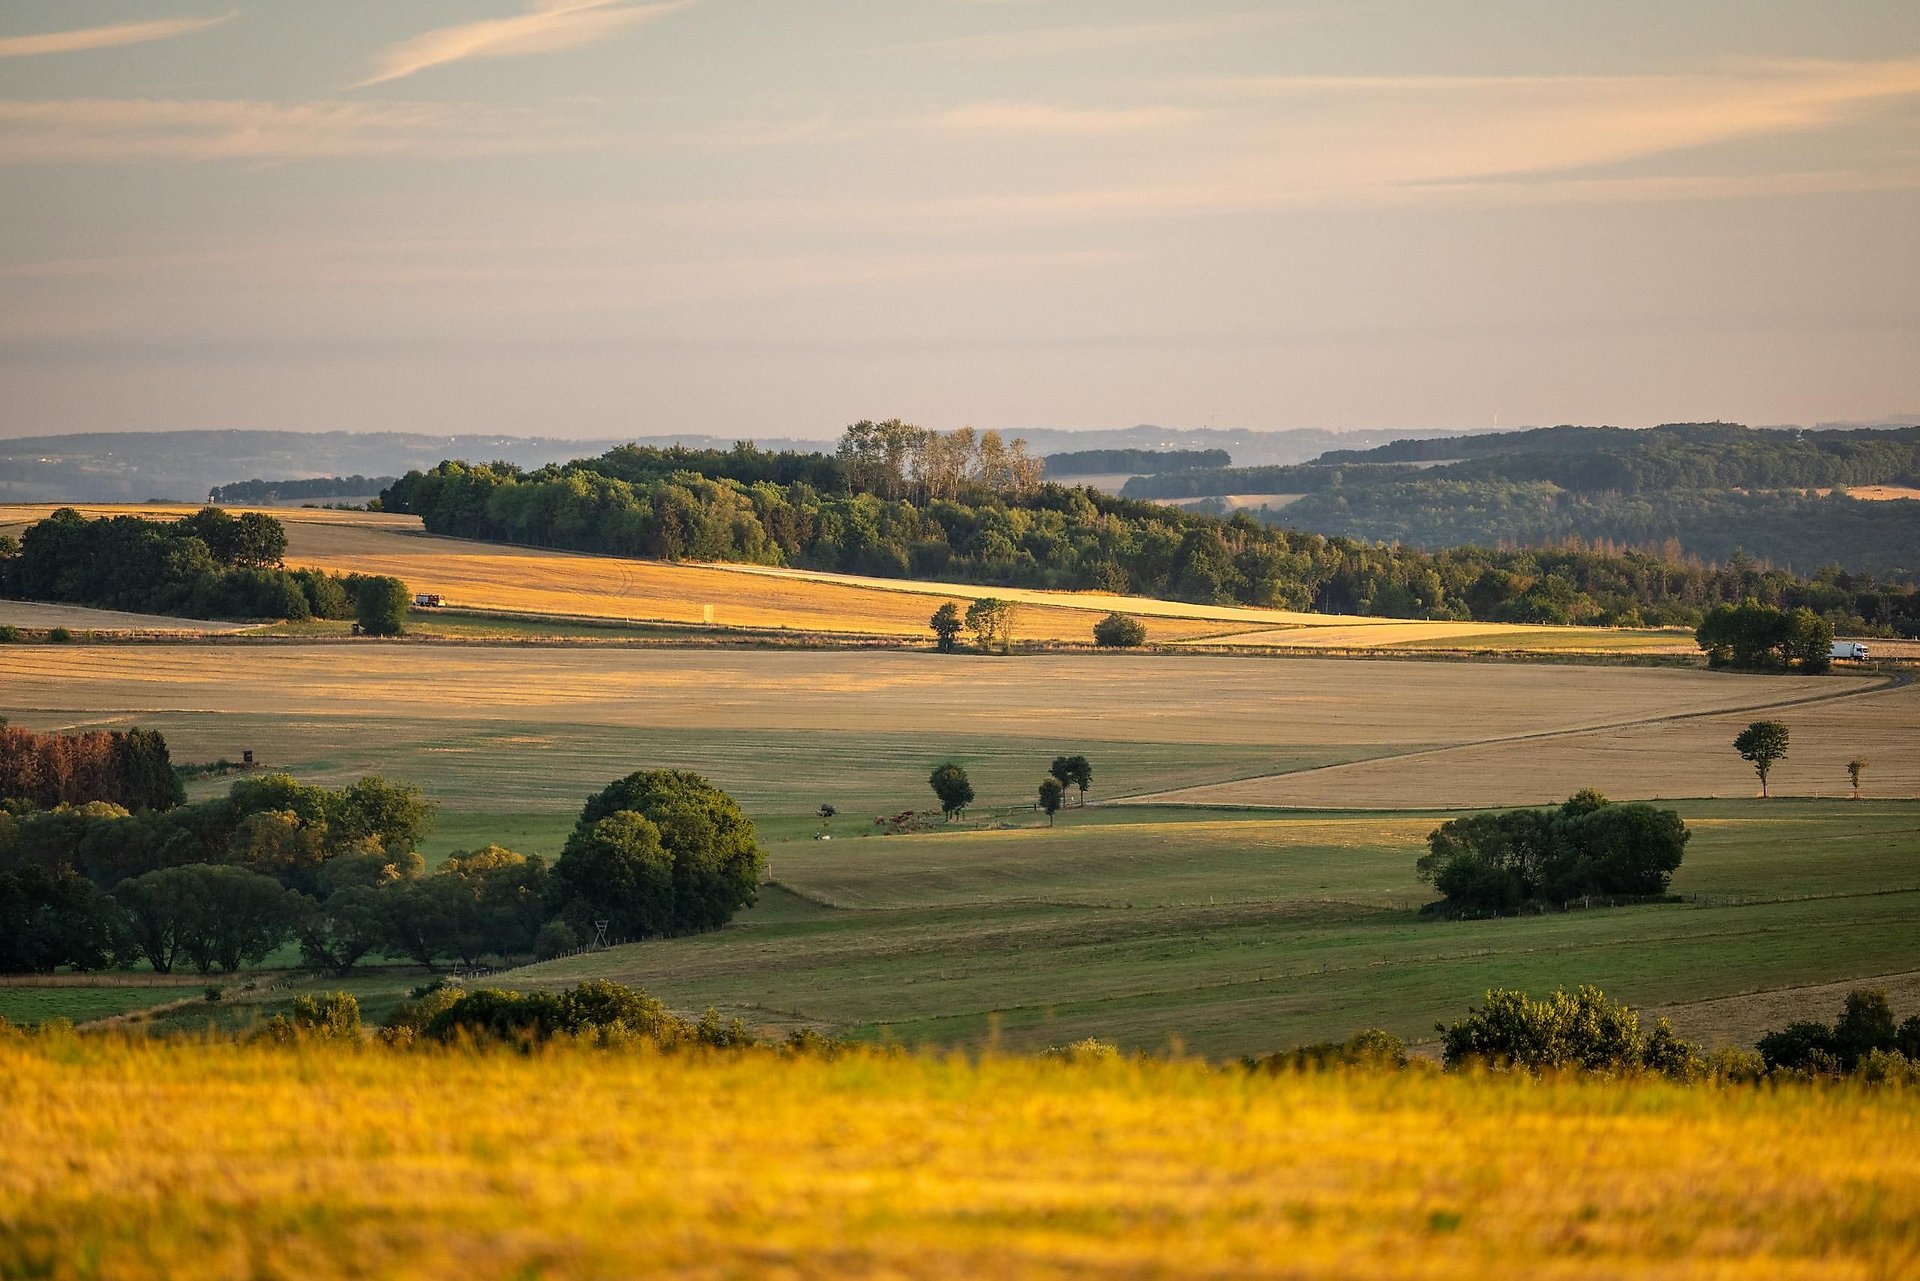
left=3, top=1036, right=1917, bottom=1281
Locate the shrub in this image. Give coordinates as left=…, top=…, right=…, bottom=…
left=1249, top=1028, right=1410, bottom=1073
left=48, top=627, right=72, bottom=644
left=0, top=626, right=20, bottom=643
left=292, top=991, right=362, bottom=1038
left=1048, top=1038, right=1122, bottom=1064
left=1439, top=986, right=1702, bottom=1078
left=417, top=980, right=731, bottom=1050
left=1092, top=612, right=1148, bottom=647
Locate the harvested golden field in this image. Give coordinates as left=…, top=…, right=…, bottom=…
left=0, top=646, right=1838, bottom=745
left=0, top=599, right=244, bottom=634
left=4, top=1037, right=1918, bottom=1281
left=1138, top=676, right=1918, bottom=807
left=0, top=502, right=1677, bottom=650
left=1823, top=485, right=1920, bottom=501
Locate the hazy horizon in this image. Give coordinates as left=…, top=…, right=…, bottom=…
left=2, top=1, right=1917, bottom=439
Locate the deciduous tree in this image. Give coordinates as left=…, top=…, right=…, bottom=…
left=1734, top=721, right=1790, bottom=797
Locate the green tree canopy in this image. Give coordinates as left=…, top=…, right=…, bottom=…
left=929, top=763, right=974, bottom=820
left=551, top=771, right=763, bottom=938
left=1734, top=721, right=1790, bottom=796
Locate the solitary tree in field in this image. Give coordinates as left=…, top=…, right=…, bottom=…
left=817, top=803, right=837, bottom=832
left=1848, top=757, right=1868, bottom=800
left=355, top=575, right=411, bottom=637
left=929, top=602, right=962, bottom=652
left=1038, top=777, right=1064, bottom=826
left=1734, top=721, right=1790, bottom=797
left=929, top=763, right=974, bottom=821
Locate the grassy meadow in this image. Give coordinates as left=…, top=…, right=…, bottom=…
left=3, top=1035, right=1917, bottom=1281
left=1, top=642, right=1915, bottom=1050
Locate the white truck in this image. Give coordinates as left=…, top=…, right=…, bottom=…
left=1830, top=641, right=1869, bottom=660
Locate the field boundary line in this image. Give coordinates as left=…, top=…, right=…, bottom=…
left=1115, top=670, right=1913, bottom=807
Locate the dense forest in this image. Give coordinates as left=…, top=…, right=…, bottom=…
left=1120, top=423, right=1920, bottom=579
left=380, top=425, right=1920, bottom=634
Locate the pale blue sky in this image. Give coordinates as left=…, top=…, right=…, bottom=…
left=2, top=1, right=1917, bottom=438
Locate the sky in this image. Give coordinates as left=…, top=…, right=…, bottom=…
left=0, top=1, right=1917, bottom=441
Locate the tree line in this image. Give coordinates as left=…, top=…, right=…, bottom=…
left=1042, top=448, right=1231, bottom=476
left=0, top=725, right=184, bottom=812
left=0, top=507, right=410, bottom=631
left=378, top=425, right=1920, bottom=630
left=208, top=476, right=398, bottom=503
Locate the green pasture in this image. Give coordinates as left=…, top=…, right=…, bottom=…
left=0, top=983, right=202, bottom=1025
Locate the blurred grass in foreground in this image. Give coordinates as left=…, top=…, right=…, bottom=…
left=3, top=1035, right=1918, bottom=1279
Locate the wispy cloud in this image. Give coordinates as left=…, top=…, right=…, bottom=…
left=0, top=12, right=233, bottom=59
left=930, top=101, right=1204, bottom=135
left=1209, top=56, right=1920, bottom=187
left=357, top=0, right=692, bottom=88
left=883, top=11, right=1301, bottom=57
left=0, top=99, right=610, bottom=163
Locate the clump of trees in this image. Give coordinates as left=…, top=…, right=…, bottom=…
left=0, top=507, right=402, bottom=625
left=1, top=725, right=184, bottom=812
left=964, top=599, right=1019, bottom=653
left=1696, top=601, right=1833, bottom=671
left=546, top=771, right=765, bottom=941
left=0, top=758, right=767, bottom=976
left=1757, top=989, right=1920, bottom=1078
left=1092, top=612, right=1147, bottom=647
left=1048, top=755, right=1092, bottom=806
left=1416, top=791, right=1689, bottom=916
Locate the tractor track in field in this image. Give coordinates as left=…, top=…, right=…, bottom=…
left=1114, top=669, right=1915, bottom=808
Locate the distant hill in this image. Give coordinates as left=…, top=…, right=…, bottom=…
left=0, top=425, right=1495, bottom=503
left=1121, top=422, right=1920, bottom=580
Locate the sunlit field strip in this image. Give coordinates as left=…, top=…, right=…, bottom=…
left=2, top=1036, right=1917, bottom=1280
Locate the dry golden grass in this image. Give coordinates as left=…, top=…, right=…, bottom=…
left=0, top=646, right=1835, bottom=747
left=0, top=599, right=244, bottom=634
left=0, top=502, right=1677, bottom=650
left=1141, top=678, right=1918, bottom=806
left=2, top=1036, right=1917, bottom=1281
left=1822, top=485, right=1920, bottom=501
